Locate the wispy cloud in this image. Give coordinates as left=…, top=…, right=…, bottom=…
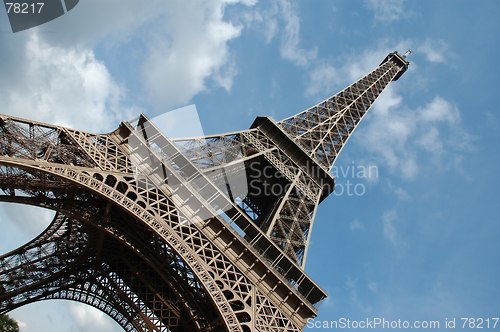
left=382, top=209, right=398, bottom=244
left=415, top=96, right=474, bottom=172
left=395, top=186, right=412, bottom=201
left=278, top=0, right=317, bottom=66
left=346, top=276, right=373, bottom=313
left=486, top=111, right=500, bottom=131
left=417, top=39, right=453, bottom=64
left=418, top=95, right=460, bottom=123
left=240, top=0, right=317, bottom=66
left=351, top=219, right=366, bottom=231
left=237, top=1, right=278, bottom=43
left=306, top=62, right=340, bottom=98
left=357, top=86, right=420, bottom=180
left=365, top=0, right=406, bottom=22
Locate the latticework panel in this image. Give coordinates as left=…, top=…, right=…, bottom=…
left=0, top=116, right=96, bottom=167
left=65, top=129, right=133, bottom=173
left=0, top=213, right=87, bottom=306
left=265, top=183, right=319, bottom=266
left=254, top=288, right=300, bottom=332
left=0, top=172, right=221, bottom=331
left=173, top=133, right=249, bottom=171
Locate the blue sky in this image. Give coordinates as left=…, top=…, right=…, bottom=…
left=0, top=0, right=499, bottom=331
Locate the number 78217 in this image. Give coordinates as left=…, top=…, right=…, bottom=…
left=5, top=3, right=44, bottom=14
left=461, top=318, right=499, bottom=329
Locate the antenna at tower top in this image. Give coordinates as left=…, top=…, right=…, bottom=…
left=403, top=49, right=412, bottom=59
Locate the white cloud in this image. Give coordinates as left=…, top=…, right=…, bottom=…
left=29, top=1, right=166, bottom=48
left=418, top=127, right=443, bottom=155
left=359, top=94, right=469, bottom=179
left=242, top=1, right=279, bottom=44
left=351, top=219, right=365, bottom=231
left=306, top=63, right=340, bottom=98
left=142, top=1, right=248, bottom=112
left=278, top=0, right=317, bottom=66
left=418, top=96, right=460, bottom=123
left=395, top=186, right=412, bottom=201
left=0, top=34, right=135, bottom=133
left=239, top=0, right=316, bottom=66
left=382, top=209, right=398, bottom=244
left=356, top=86, right=421, bottom=179
left=415, top=97, right=473, bottom=171
left=417, top=39, right=451, bottom=64
left=400, top=157, right=419, bottom=179
left=365, top=0, right=406, bottom=22
left=387, top=181, right=412, bottom=201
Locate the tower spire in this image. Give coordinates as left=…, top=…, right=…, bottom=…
left=276, top=51, right=410, bottom=172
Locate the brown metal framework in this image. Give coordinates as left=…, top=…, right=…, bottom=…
left=0, top=52, right=409, bottom=331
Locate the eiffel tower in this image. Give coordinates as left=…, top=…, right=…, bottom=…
left=0, top=51, right=409, bottom=331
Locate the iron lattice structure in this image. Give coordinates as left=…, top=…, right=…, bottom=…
left=0, top=52, right=409, bottom=331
